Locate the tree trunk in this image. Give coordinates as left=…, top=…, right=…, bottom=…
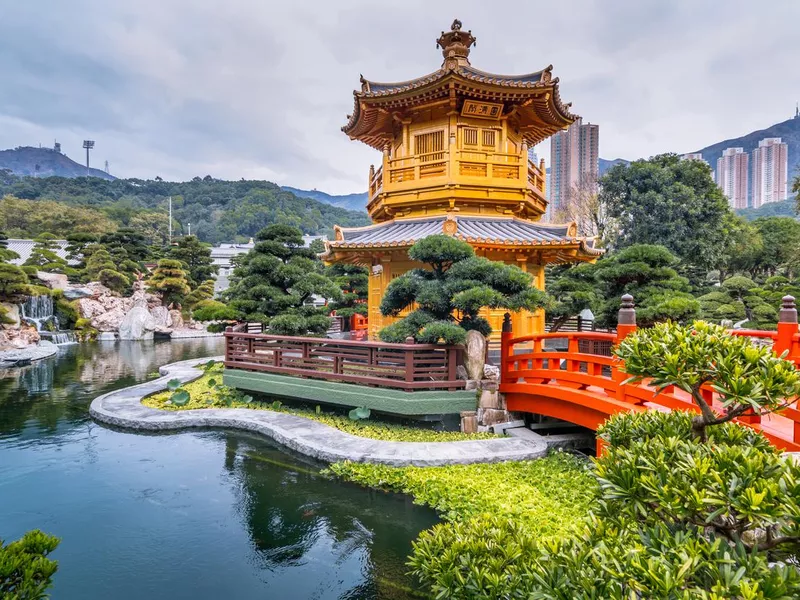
left=691, top=415, right=708, bottom=443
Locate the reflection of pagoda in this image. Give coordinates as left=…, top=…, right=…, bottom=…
left=323, top=20, right=602, bottom=339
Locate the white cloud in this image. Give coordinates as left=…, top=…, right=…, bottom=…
left=0, top=0, right=797, bottom=194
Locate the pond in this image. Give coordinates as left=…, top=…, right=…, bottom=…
left=0, top=339, right=437, bottom=599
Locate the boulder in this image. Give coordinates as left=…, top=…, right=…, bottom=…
left=460, top=410, right=478, bottom=434
left=456, top=365, right=469, bottom=380
left=464, top=330, right=487, bottom=380
left=478, top=389, right=500, bottom=410
left=36, top=271, right=68, bottom=290
left=0, top=325, right=40, bottom=350
left=477, top=408, right=512, bottom=427
left=168, top=309, right=184, bottom=330
left=92, top=308, right=127, bottom=332
left=96, top=332, right=117, bottom=342
left=150, top=306, right=171, bottom=329
left=118, top=298, right=157, bottom=341
left=483, top=364, right=500, bottom=381
left=1, top=303, right=20, bottom=328
left=62, top=287, right=94, bottom=300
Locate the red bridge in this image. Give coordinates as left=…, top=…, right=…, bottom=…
left=499, top=295, right=800, bottom=452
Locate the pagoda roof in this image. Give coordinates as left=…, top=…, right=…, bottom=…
left=322, top=216, right=603, bottom=263
left=342, top=20, right=579, bottom=149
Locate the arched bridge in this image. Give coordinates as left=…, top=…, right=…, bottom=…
left=499, top=296, right=800, bottom=453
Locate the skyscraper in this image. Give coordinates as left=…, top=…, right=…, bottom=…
left=751, top=137, right=789, bottom=208
left=548, top=118, right=599, bottom=220
left=716, top=148, right=749, bottom=209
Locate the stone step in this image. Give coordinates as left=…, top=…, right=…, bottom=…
left=505, top=425, right=596, bottom=451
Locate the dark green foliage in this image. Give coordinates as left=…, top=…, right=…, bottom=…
left=224, top=224, right=340, bottom=336
left=167, top=235, right=217, bottom=287
left=0, top=263, right=32, bottom=304
left=325, top=263, right=368, bottom=319
left=53, top=291, right=79, bottom=330
left=547, top=244, right=700, bottom=328
left=0, top=230, right=19, bottom=262
left=600, top=154, right=735, bottom=272
left=99, top=228, right=150, bottom=265
left=0, top=176, right=369, bottom=243
left=184, top=279, right=215, bottom=309
left=82, top=246, right=130, bottom=293
left=64, top=233, right=97, bottom=269
left=0, top=529, right=60, bottom=599
left=146, top=259, right=190, bottom=306
left=23, top=233, right=67, bottom=274
left=98, top=269, right=130, bottom=295
left=698, top=274, right=800, bottom=329
left=379, top=235, right=546, bottom=343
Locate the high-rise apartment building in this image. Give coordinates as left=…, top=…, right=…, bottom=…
left=548, top=118, right=599, bottom=219
left=681, top=153, right=706, bottom=163
left=716, top=148, right=749, bottom=209
left=751, top=137, right=789, bottom=208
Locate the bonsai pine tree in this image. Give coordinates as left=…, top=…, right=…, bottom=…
left=99, top=228, right=151, bottom=264
left=0, top=263, right=32, bottom=304
left=379, top=235, right=547, bottom=344
left=65, top=233, right=98, bottom=270
left=616, top=320, right=800, bottom=441
left=82, top=245, right=130, bottom=294
left=0, top=231, right=19, bottom=263
left=184, top=279, right=215, bottom=309
left=325, top=263, right=368, bottom=320
left=23, top=233, right=68, bottom=274
left=224, top=224, right=341, bottom=336
left=168, top=235, right=218, bottom=288
left=147, top=259, right=191, bottom=307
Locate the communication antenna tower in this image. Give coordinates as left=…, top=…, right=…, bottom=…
left=104, top=160, right=110, bottom=174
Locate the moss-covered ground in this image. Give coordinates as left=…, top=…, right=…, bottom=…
left=143, top=363, right=496, bottom=443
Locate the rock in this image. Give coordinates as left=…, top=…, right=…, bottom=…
left=478, top=408, right=512, bottom=427
left=36, top=271, right=68, bottom=290
left=480, top=380, right=499, bottom=392
left=150, top=306, right=171, bottom=329
left=168, top=309, right=184, bottom=330
left=92, top=308, right=127, bottom=332
left=464, top=379, right=479, bottom=391
left=460, top=410, right=478, bottom=434
left=456, top=365, right=468, bottom=380
left=464, top=330, right=487, bottom=380
left=483, top=364, right=500, bottom=381
left=97, top=332, right=117, bottom=342
left=0, top=325, right=40, bottom=351
left=118, top=297, right=157, bottom=341
left=478, top=389, right=500, bottom=409
left=62, top=287, right=94, bottom=300
left=1, top=303, right=20, bottom=327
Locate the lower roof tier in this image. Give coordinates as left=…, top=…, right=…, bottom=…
left=322, top=215, right=603, bottom=264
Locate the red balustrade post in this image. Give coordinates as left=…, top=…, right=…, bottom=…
left=775, top=295, right=798, bottom=359
left=614, top=295, right=637, bottom=404
left=500, top=313, right=514, bottom=383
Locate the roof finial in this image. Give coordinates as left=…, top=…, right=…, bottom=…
left=437, top=19, right=476, bottom=69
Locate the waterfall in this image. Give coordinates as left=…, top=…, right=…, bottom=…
left=20, top=295, right=77, bottom=345
left=21, top=295, right=56, bottom=331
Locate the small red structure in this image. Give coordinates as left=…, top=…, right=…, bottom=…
left=500, top=295, right=800, bottom=452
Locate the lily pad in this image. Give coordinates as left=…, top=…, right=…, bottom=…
left=170, top=390, right=191, bottom=406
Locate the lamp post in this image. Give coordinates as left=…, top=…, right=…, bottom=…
left=82, top=140, right=95, bottom=176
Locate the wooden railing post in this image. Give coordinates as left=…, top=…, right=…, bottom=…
left=225, top=327, right=232, bottom=364
left=404, top=336, right=415, bottom=388
left=775, top=295, right=798, bottom=358
left=614, top=295, right=637, bottom=404
left=500, top=313, right=514, bottom=383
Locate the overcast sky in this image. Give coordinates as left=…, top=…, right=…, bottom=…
left=1, top=1, right=798, bottom=194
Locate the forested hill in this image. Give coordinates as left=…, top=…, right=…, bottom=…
left=0, top=146, right=114, bottom=180
left=0, top=174, right=370, bottom=244
left=281, top=186, right=368, bottom=212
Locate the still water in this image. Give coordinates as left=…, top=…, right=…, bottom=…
left=0, top=339, right=437, bottom=599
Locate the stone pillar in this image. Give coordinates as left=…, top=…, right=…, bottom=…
left=776, top=295, right=798, bottom=357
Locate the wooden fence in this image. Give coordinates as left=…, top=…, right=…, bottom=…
left=224, top=330, right=464, bottom=391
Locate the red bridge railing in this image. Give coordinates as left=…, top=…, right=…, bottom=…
left=224, top=330, right=464, bottom=391
left=500, top=295, right=800, bottom=452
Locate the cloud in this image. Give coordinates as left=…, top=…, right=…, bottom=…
left=0, top=0, right=798, bottom=194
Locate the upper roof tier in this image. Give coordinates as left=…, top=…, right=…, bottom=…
left=342, top=20, right=579, bottom=149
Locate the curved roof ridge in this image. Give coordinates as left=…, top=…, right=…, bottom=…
left=458, top=64, right=549, bottom=85
left=360, top=70, right=446, bottom=94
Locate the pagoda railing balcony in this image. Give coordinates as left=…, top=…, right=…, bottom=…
left=367, top=150, right=547, bottom=212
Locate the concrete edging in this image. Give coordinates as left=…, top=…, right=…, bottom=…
left=89, top=357, right=548, bottom=466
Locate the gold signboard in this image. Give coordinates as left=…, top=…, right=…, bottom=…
left=461, top=100, right=503, bottom=120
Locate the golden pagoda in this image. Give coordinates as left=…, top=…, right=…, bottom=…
left=323, top=20, right=602, bottom=340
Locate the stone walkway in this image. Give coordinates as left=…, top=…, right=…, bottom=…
left=89, top=357, right=548, bottom=466
left=0, top=341, right=58, bottom=366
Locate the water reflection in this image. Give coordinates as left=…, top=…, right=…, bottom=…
left=0, top=339, right=434, bottom=599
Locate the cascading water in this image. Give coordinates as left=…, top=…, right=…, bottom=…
left=20, top=295, right=77, bottom=345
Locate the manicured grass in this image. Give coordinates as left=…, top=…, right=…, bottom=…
left=143, top=363, right=496, bottom=443
left=327, top=451, right=596, bottom=537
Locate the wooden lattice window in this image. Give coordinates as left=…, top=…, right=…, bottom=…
left=463, top=128, right=478, bottom=146
left=415, top=130, right=445, bottom=162
left=482, top=129, right=496, bottom=148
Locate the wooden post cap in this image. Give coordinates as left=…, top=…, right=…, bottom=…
left=780, top=295, right=797, bottom=324
left=502, top=312, right=512, bottom=333
left=405, top=336, right=416, bottom=344
left=618, top=294, right=636, bottom=326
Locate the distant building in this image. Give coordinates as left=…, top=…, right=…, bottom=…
left=751, top=137, right=789, bottom=208
left=716, top=148, right=749, bottom=209
left=7, top=238, right=72, bottom=266
left=211, top=235, right=326, bottom=293
left=681, top=153, right=706, bottom=163
left=548, top=118, right=599, bottom=219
